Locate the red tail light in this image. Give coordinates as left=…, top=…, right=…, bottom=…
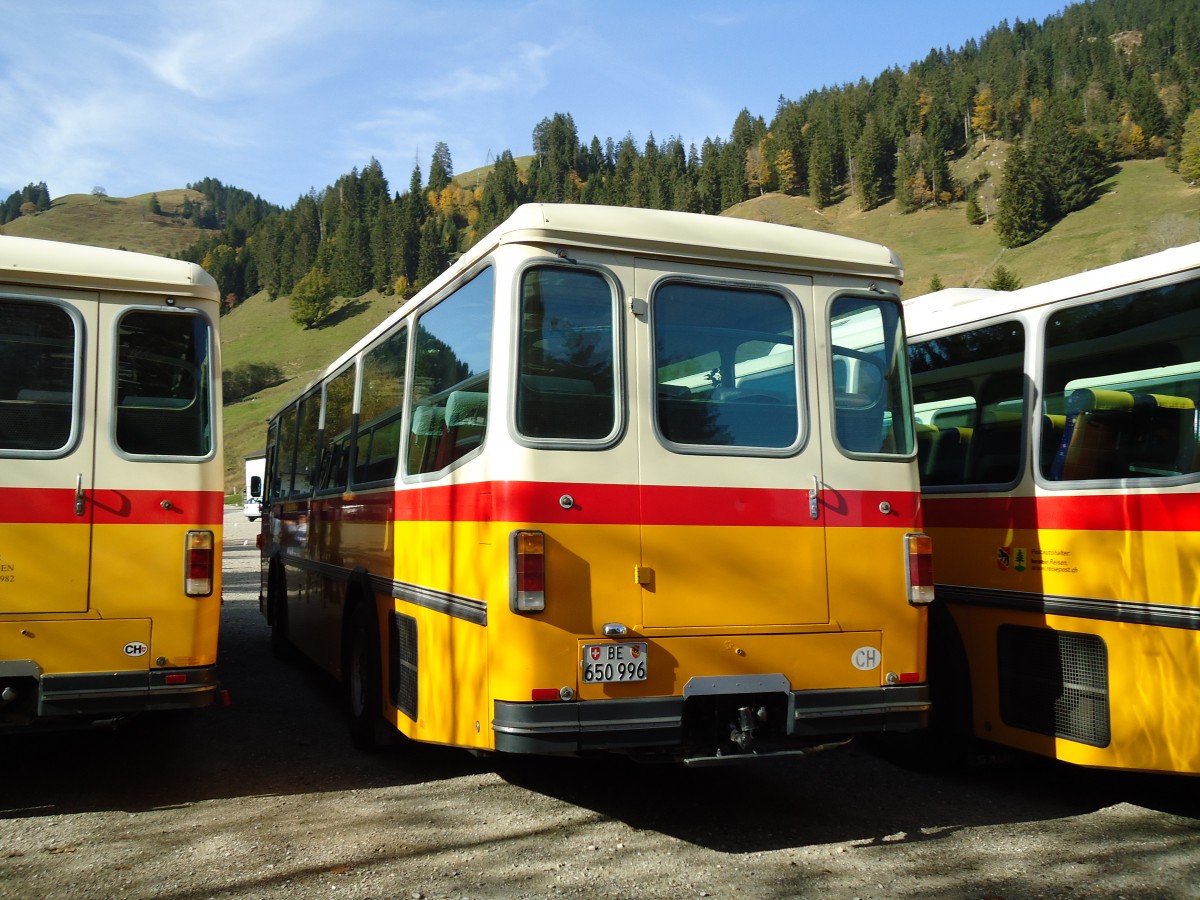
left=905, top=532, right=934, bottom=605
left=510, top=530, right=545, bottom=612
left=185, top=530, right=214, bottom=597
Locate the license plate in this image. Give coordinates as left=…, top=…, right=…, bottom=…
left=581, top=642, right=648, bottom=683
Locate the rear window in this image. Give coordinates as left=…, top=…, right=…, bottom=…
left=115, top=309, right=214, bottom=458
left=0, top=298, right=79, bottom=455
left=652, top=280, right=800, bottom=452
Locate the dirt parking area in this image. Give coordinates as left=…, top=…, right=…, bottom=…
left=1, top=510, right=1198, bottom=899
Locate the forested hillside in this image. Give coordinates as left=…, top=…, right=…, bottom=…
left=161, top=0, right=1200, bottom=317
left=7, top=0, right=1199, bottom=315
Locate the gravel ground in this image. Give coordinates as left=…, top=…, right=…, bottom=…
left=1, top=509, right=1198, bottom=899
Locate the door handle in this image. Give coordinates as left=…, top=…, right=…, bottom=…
left=809, top=475, right=820, bottom=521
left=75, top=473, right=86, bottom=517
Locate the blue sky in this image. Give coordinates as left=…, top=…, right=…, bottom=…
left=1, top=1, right=1067, bottom=208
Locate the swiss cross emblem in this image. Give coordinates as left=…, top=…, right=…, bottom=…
left=590, top=647, right=601, bottom=660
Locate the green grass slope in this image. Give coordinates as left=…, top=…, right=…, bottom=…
left=0, top=189, right=218, bottom=256
left=220, top=289, right=403, bottom=493
left=728, top=157, right=1199, bottom=298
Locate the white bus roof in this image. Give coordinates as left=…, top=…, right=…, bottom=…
left=904, top=241, right=1200, bottom=337
left=0, top=235, right=220, bottom=301
left=487, top=203, right=904, bottom=280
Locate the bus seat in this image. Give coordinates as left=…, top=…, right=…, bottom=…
left=1040, top=414, right=1067, bottom=474
left=410, top=405, right=445, bottom=436
left=409, top=405, right=447, bottom=473
left=445, top=391, right=488, bottom=427
left=1128, top=392, right=1199, bottom=477
left=965, top=412, right=1021, bottom=484
left=930, top=426, right=972, bottom=484
left=915, top=424, right=938, bottom=477
left=1052, top=389, right=1135, bottom=481
left=518, top=374, right=613, bottom=439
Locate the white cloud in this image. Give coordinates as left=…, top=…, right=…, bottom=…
left=117, top=0, right=330, bottom=99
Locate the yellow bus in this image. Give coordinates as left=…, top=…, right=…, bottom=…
left=905, top=243, right=1200, bottom=774
left=0, top=236, right=223, bottom=728
left=260, top=203, right=931, bottom=763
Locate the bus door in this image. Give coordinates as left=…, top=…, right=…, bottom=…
left=86, top=301, right=217, bottom=619
left=0, top=290, right=98, bottom=615
left=633, top=261, right=828, bottom=629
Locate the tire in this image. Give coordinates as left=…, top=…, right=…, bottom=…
left=345, top=602, right=385, bottom=752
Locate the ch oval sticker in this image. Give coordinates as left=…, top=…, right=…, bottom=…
left=852, top=646, right=881, bottom=671
left=124, top=641, right=149, bottom=657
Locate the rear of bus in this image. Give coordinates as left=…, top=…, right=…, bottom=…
left=267, top=205, right=932, bottom=763
left=488, top=214, right=932, bottom=763
left=0, top=236, right=222, bottom=728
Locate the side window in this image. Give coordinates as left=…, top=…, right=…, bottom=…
left=830, top=296, right=915, bottom=456
left=263, top=420, right=279, bottom=503
left=274, top=408, right=297, bottom=499
left=909, top=321, right=1026, bottom=487
left=317, top=365, right=355, bottom=492
left=1042, top=278, right=1200, bottom=482
left=354, top=325, right=407, bottom=485
left=115, top=310, right=213, bottom=457
left=516, top=266, right=617, bottom=442
left=406, top=268, right=494, bottom=476
left=292, top=392, right=321, bottom=496
left=653, top=281, right=799, bottom=451
left=0, top=298, right=78, bottom=455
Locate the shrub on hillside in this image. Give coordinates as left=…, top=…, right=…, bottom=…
left=224, top=361, right=284, bottom=404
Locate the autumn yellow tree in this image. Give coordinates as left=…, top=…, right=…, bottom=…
left=745, top=143, right=770, bottom=195
left=971, top=86, right=997, bottom=137
left=774, top=148, right=797, bottom=194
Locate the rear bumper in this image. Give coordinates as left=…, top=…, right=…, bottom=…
left=493, top=684, right=930, bottom=757
left=34, top=666, right=220, bottom=719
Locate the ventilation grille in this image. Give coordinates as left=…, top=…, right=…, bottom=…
left=389, top=612, right=418, bottom=721
left=998, top=625, right=1110, bottom=747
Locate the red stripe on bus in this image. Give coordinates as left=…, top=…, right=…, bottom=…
left=389, top=481, right=918, bottom=528
left=922, top=492, right=1200, bottom=532
left=0, top=487, right=224, bottom=525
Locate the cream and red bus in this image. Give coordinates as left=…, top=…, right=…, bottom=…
left=0, top=235, right=222, bottom=728
left=260, top=203, right=931, bottom=762
left=905, top=243, right=1200, bottom=774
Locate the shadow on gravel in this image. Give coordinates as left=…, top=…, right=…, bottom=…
left=493, top=732, right=1200, bottom=854
left=0, top=598, right=486, bottom=820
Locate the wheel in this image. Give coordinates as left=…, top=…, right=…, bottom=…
left=345, top=602, right=384, bottom=752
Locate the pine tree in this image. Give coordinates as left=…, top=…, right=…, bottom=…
left=966, top=192, right=986, bottom=224
left=894, top=143, right=918, bottom=213
left=854, top=114, right=890, bottom=210
left=986, top=265, right=1023, bottom=290
left=807, top=138, right=835, bottom=208
left=996, top=141, right=1049, bottom=247
left=428, top=143, right=453, bottom=193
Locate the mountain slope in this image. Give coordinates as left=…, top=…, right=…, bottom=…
left=0, top=189, right=219, bottom=256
